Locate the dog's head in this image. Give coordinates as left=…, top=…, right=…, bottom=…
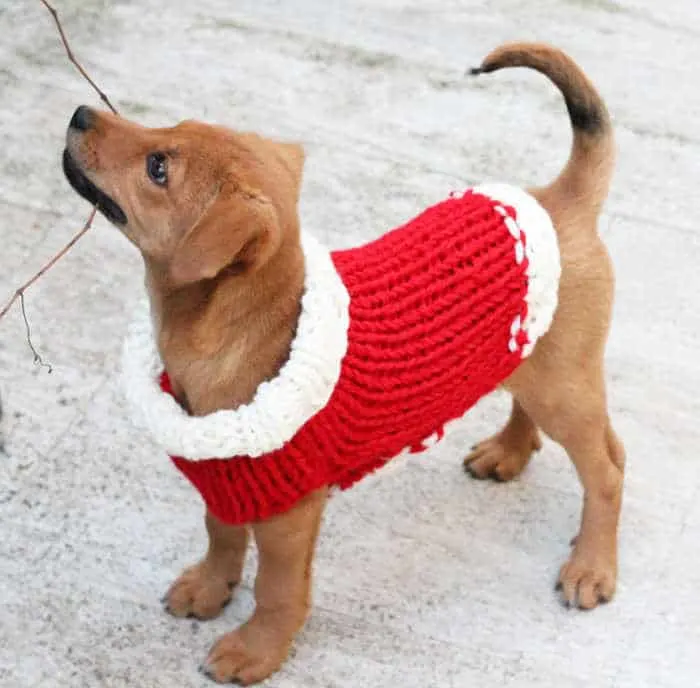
left=63, top=106, right=304, bottom=285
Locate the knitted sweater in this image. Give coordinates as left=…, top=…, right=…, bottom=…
left=122, top=184, right=560, bottom=525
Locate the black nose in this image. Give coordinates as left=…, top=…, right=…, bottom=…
left=69, top=105, right=94, bottom=132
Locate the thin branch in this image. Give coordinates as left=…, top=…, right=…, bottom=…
left=39, top=0, right=119, bottom=114
left=0, top=2, right=117, bottom=369
left=0, top=208, right=97, bottom=370
left=0, top=208, right=97, bottom=322
left=20, top=293, right=52, bottom=373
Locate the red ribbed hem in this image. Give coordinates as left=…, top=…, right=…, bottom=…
left=160, top=372, right=329, bottom=525
left=170, top=452, right=326, bottom=525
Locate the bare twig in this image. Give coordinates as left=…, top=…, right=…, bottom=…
left=39, top=0, right=119, bottom=114
left=0, top=209, right=97, bottom=372
left=20, top=293, right=52, bottom=373
left=0, top=207, right=97, bottom=323
left=0, top=1, right=120, bottom=369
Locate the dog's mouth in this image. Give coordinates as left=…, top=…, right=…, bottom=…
left=62, top=149, right=127, bottom=226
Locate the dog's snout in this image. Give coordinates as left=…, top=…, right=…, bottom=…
left=69, top=105, right=94, bottom=132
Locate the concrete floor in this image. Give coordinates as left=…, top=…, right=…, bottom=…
left=1, top=1, right=699, bottom=686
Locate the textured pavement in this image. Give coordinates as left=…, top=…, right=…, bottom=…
left=1, top=1, right=699, bottom=686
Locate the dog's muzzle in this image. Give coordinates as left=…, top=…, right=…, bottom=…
left=62, top=147, right=127, bottom=226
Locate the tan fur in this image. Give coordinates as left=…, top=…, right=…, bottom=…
left=64, top=42, right=623, bottom=684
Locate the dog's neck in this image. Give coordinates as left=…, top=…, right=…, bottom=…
left=144, top=236, right=305, bottom=416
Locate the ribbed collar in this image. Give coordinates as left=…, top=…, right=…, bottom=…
left=121, top=233, right=350, bottom=461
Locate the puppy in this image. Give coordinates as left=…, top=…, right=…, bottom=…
left=63, top=42, right=623, bottom=685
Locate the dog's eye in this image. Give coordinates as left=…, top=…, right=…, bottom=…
left=146, top=153, right=168, bottom=186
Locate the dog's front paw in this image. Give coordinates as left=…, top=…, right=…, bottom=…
left=163, top=561, right=237, bottom=620
left=200, top=617, right=295, bottom=685
left=556, top=540, right=617, bottom=610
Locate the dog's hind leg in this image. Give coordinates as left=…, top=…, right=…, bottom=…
left=464, top=399, right=542, bottom=482
left=554, top=413, right=625, bottom=609
left=508, top=365, right=625, bottom=610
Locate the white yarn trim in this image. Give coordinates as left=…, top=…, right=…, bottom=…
left=121, top=233, right=350, bottom=461
left=473, top=184, right=561, bottom=358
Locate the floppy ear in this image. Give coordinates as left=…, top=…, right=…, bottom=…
left=170, top=186, right=281, bottom=285
left=241, top=134, right=305, bottom=204
left=274, top=142, right=305, bottom=199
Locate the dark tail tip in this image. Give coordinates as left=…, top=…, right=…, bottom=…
left=468, top=65, right=499, bottom=76
left=469, top=43, right=609, bottom=137
left=565, top=99, right=605, bottom=134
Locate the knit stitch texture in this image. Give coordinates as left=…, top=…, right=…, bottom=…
left=123, top=186, right=561, bottom=525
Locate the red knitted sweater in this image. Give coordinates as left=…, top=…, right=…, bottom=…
left=123, top=185, right=560, bottom=525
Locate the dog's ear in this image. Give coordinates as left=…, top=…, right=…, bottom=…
left=273, top=142, right=305, bottom=200
left=241, top=134, right=305, bottom=204
left=170, top=185, right=281, bottom=285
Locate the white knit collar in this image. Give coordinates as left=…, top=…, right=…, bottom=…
left=121, top=233, right=350, bottom=461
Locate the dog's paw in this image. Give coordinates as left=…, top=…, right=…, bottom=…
left=556, top=542, right=617, bottom=610
left=200, top=621, right=293, bottom=685
left=163, top=562, right=237, bottom=621
left=464, top=431, right=541, bottom=482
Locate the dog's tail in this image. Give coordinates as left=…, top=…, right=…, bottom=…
left=471, top=42, right=614, bottom=212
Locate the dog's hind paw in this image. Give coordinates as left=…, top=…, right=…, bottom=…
left=556, top=542, right=617, bottom=610
left=464, top=430, right=541, bottom=482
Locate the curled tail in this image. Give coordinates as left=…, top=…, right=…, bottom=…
left=471, top=42, right=614, bottom=211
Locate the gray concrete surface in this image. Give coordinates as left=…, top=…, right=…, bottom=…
left=1, top=1, right=699, bottom=686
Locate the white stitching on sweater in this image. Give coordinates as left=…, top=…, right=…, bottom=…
left=473, top=184, right=561, bottom=359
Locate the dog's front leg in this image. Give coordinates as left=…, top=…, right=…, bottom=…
left=201, top=487, right=328, bottom=685
left=165, top=510, right=250, bottom=620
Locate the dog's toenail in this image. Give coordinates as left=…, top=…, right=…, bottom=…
left=563, top=597, right=576, bottom=610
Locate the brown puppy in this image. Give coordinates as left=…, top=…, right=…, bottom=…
left=63, top=42, right=623, bottom=685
